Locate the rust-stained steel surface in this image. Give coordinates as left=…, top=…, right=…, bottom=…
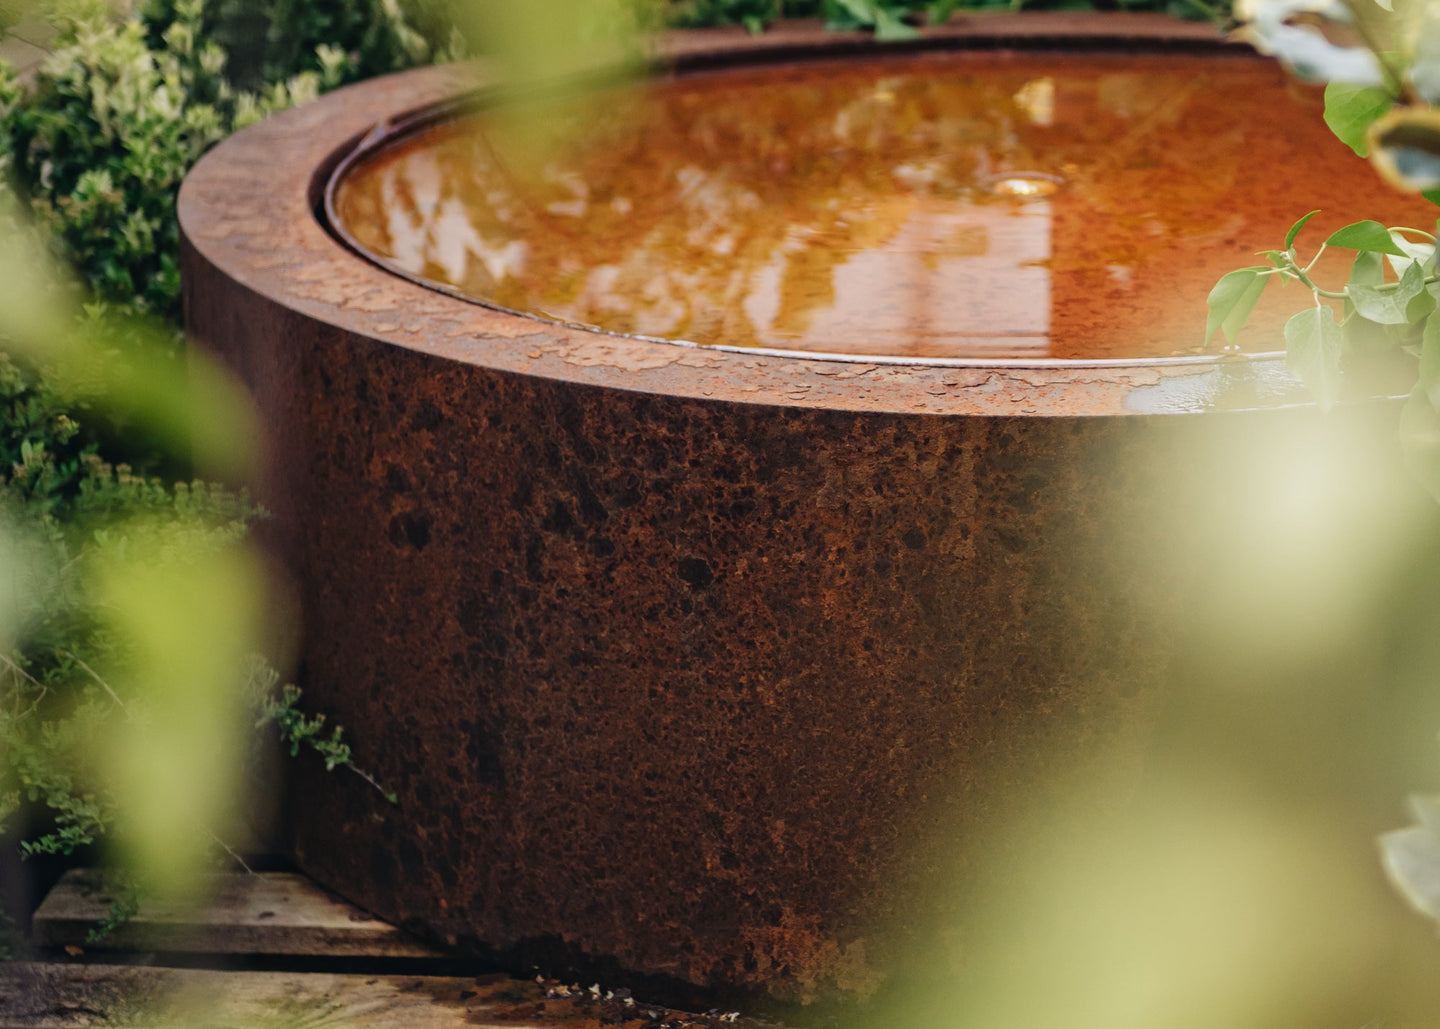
left=177, top=15, right=1414, bottom=1007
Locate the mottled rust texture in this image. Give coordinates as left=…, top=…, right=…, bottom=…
left=177, top=16, right=1404, bottom=1005
left=202, top=284, right=1176, bottom=999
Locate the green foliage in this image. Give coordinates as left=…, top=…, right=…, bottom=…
left=0, top=351, right=91, bottom=515
left=246, top=659, right=397, bottom=804
left=0, top=450, right=262, bottom=849
left=1, top=6, right=227, bottom=321
left=0, top=0, right=411, bottom=927
left=1323, top=82, right=1392, bottom=158
left=663, top=0, right=1226, bottom=31
left=1205, top=214, right=1437, bottom=415
left=1211, top=1, right=1440, bottom=501
left=138, top=0, right=463, bottom=94
left=0, top=0, right=454, bottom=325
left=85, top=877, right=141, bottom=944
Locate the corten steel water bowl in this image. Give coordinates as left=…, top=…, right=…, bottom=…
left=179, top=15, right=1440, bottom=1006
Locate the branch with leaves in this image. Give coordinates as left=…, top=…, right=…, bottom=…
left=1206, top=211, right=1438, bottom=412
left=1215, top=0, right=1440, bottom=505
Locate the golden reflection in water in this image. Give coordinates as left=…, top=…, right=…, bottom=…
left=334, top=52, right=1435, bottom=361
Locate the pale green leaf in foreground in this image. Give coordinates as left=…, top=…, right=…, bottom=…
left=1205, top=267, right=1270, bottom=344
left=1350, top=248, right=1386, bottom=286
left=1401, top=385, right=1440, bottom=503
left=1387, top=231, right=1435, bottom=279
left=1420, top=311, right=1440, bottom=408
left=1326, top=219, right=1410, bottom=255
left=1412, top=794, right=1440, bottom=834
left=1285, top=306, right=1344, bottom=411
left=1412, top=14, right=1440, bottom=104
left=1324, top=82, right=1393, bottom=156
left=1348, top=259, right=1427, bottom=323
left=1239, top=0, right=1385, bottom=84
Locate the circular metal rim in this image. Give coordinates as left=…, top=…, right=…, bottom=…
left=179, top=13, right=1326, bottom=418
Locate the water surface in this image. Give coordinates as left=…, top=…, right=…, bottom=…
left=333, top=51, right=1435, bottom=361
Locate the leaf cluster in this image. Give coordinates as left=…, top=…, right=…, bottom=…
left=0, top=0, right=413, bottom=942
left=1238, top=0, right=1440, bottom=194
left=663, top=0, right=1226, bottom=33
left=0, top=454, right=262, bottom=856
left=0, top=0, right=455, bottom=325
left=246, top=659, right=397, bottom=804
left=137, top=0, right=463, bottom=94
left=1206, top=212, right=1438, bottom=409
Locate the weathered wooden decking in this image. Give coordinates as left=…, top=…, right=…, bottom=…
left=0, top=871, right=772, bottom=1029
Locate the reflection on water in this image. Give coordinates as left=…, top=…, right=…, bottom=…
left=334, top=52, right=1435, bottom=361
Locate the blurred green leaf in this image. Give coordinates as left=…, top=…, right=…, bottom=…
left=1237, top=0, right=1385, bottom=85
left=1420, top=309, right=1440, bottom=408
left=1323, top=82, right=1393, bottom=156
left=1411, top=12, right=1440, bottom=103
left=1408, top=285, right=1437, bottom=323
left=874, top=6, right=920, bottom=37
left=1401, top=384, right=1440, bottom=503
left=1350, top=248, right=1386, bottom=286
left=1285, top=306, right=1344, bottom=411
left=927, top=0, right=962, bottom=21
left=1349, top=258, right=1426, bottom=324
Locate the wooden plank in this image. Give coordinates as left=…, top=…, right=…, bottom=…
left=0, top=965, right=765, bottom=1028
left=0, top=965, right=544, bottom=1028
left=31, top=870, right=444, bottom=959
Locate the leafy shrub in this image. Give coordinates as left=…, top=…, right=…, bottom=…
left=1, top=4, right=308, bottom=322
left=0, top=0, right=425, bottom=915
left=0, top=0, right=456, bottom=325
left=138, top=0, right=462, bottom=93
left=0, top=453, right=261, bottom=854
left=664, top=0, right=1228, bottom=34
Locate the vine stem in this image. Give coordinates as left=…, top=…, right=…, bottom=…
left=1291, top=263, right=1348, bottom=300
left=1, top=651, right=50, bottom=720
left=1288, top=239, right=1440, bottom=301
left=347, top=764, right=396, bottom=801
left=1301, top=242, right=1328, bottom=275
left=58, top=649, right=130, bottom=716
left=200, top=823, right=254, bottom=874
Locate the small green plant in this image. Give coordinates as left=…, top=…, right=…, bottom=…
left=246, top=659, right=397, bottom=804
left=1205, top=210, right=1438, bottom=412
left=84, top=879, right=141, bottom=944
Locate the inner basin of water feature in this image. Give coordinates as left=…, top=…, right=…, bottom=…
left=328, top=49, right=1434, bottom=363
